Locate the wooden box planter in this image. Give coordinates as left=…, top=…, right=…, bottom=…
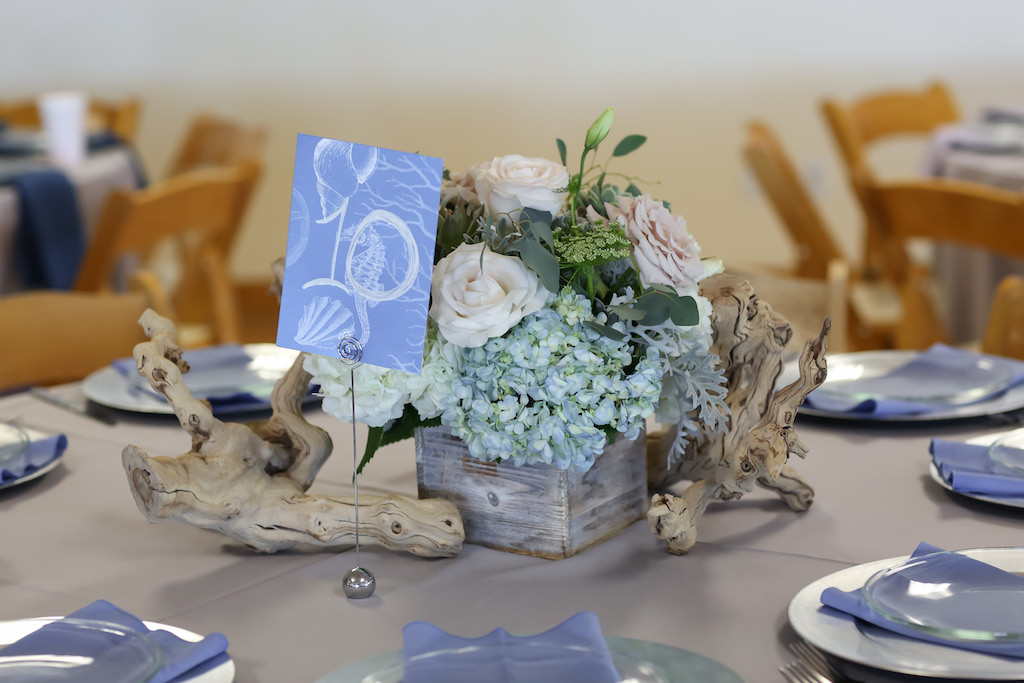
left=414, top=426, right=648, bottom=560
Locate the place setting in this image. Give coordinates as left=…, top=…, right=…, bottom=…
left=80, top=342, right=317, bottom=417
left=788, top=541, right=1024, bottom=681
left=0, top=599, right=233, bottom=683
left=0, top=420, right=67, bottom=491
left=779, top=344, right=1024, bottom=423
left=316, top=612, right=744, bottom=683
left=929, top=427, right=1024, bottom=510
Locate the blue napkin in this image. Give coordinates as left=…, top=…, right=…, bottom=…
left=111, top=343, right=252, bottom=379
left=931, top=438, right=1024, bottom=497
left=0, top=425, right=66, bottom=485
left=821, top=542, right=1024, bottom=658
left=1, top=600, right=229, bottom=683
left=402, top=612, right=619, bottom=683
left=13, top=168, right=85, bottom=290
left=803, top=345, right=1024, bottom=417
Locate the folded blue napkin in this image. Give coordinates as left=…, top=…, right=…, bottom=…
left=1, top=600, right=229, bottom=683
left=13, top=168, right=85, bottom=290
left=0, top=425, right=66, bottom=485
left=112, top=343, right=252, bottom=379
left=402, top=612, right=619, bottom=683
left=821, top=542, right=1024, bottom=658
left=931, top=438, right=1024, bottom=497
left=803, top=345, right=1024, bottom=417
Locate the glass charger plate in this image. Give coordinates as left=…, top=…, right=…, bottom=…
left=812, top=350, right=1012, bottom=405
left=82, top=343, right=311, bottom=416
left=781, top=352, right=1024, bottom=422
left=788, top=549, right=1024, bottom=679
left=862, top=548, right=1024, bottom=642
left=0, top=618, right=234, bottom=683
left=314, top=636, right=744, bottom=683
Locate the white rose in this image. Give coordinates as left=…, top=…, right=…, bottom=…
left=606, top=193, right=722, bottom=296
left=429, top=242, right=549, bottom=347
left=473, top=154, right=569, bottom=218
left=440, top=162, right=484, bottom=206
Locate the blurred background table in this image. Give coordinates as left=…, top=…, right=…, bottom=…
left=0, top=144, right=141, bottom=293
left=3, top=381, right=1024, bottom=681
left=928, top=118, right=1024, bottom=344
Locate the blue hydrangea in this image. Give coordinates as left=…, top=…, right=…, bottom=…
left=436, top=287, right=663, bottom=471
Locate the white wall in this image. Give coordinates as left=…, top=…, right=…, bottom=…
left=3, top=0, right=1022, bottom=281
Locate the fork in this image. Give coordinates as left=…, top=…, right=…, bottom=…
left=779, top=658, right=831, bottom=683
left=788, top=640, right=849, bottom=681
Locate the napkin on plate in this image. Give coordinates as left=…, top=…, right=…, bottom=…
left=931, top=438, right=1024, bottom=497
left=802, top=344, right=1024, bottom=417
left=923, top=123, right=1024, bottom=176
left=112, top=344, right=269, bottom=412
left=0, top=424, right=66, bottom=485
left=401, top=612, right=619, bottom=683
left=820, top=542, right=1024, bottom=658
left=1, top=600, right=229, bottom=683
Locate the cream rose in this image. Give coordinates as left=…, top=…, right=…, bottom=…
left=472, top=154, right=569, bottom=218
left=429, top=243, right=549, bottom=348
left=607, top=193, right=722, bottom=296
left=440, top=162, right=484, bottom=205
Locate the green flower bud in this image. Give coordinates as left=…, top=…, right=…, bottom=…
left=584, top=107, right=614, bottom=150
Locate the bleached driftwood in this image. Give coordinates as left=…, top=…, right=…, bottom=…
left=121, top=309, right=464, bottom=556
left=647, top=272, right=829, bottom=554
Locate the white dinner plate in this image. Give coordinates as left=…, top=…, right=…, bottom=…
left=788, top=549, right=1024, bottom=679
left=781, top=351, right=1024, bottom=422
left=0, top=618, right=234, bottom=683
left=82, top=343, right=310, bottom=416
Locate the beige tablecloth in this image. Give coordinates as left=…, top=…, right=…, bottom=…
left=3, top=382, right=1024, bottom=682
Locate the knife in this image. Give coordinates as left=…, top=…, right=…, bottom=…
left=29, top=387, right=118, bottom=426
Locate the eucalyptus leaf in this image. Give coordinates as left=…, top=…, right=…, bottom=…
left=608, top=303, right=647, bottom=321
left=635, top=288, right=699, bottom=326
left=520, top=208, right=554, bottom=246
left=511, top=237, right=560, bottom=291
left=613, top=134, right=647, bottom=157
left=556, top=138, right=567, bottom=166
left=583, top=320, right=627, bottom=342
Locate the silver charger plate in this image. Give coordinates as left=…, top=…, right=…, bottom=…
left=82, top=343, right=308, bottom=416
left=781, top=350, right=1024, bottom=422
left=314, top=636, right=744, bottom=683
left=788, top=549, right=1024, bottom=679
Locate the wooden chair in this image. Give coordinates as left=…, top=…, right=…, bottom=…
left=74, top=161, right=262, bottom=347
left=821, top=81, right=959, bottom=281
left=853, top=167, right=1024, bottom=349
left=0, top=290, right=149, bottom=393
left=0, top=96, right=141, bottom=143
left=742, top=121, right=903, bottom=351
left=166, top=112, right=266, bottom=177
left=983, top=275, right=1024, bottom=360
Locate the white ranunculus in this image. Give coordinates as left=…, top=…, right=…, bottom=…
left=472, top=154, right=569, bottom=218
left=429, top=242, right=549, bottom=348
left=606, top=193, right=722, bottom=297
left=440, top=162, right=484, bottom=206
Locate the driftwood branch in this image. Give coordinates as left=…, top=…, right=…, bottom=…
left=647, top=272, right=829, bottom=554
left=122, top=309, right=465, bottom=556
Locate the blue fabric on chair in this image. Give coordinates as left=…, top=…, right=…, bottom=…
left=13, top=169, right=84, bottom=289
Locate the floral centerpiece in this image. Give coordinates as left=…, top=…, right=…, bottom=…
left=305, top=108, right=729, bottom=474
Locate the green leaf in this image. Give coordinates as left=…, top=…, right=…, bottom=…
left=583, top=320, right=627, bottom=341
left=510, top=236, right=560, bottom=291
left=624, top=182, right=642, bottom=197
left=612, top=134, right=646, bottom=157
left=608, top=303, right=647, bottom=321
left=556, top=138, right=567, bottom=166
left=635, top=288, right=699, bottom=326
left=519, top=208, right=554, bottom=247
left=358, top=405, right=441, bottom=474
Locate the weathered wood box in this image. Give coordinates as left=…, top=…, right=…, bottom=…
left=414, top=426, right=648, bottom=560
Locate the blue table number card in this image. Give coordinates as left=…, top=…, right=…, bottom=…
left=277, top=134, right=443, bottom=373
